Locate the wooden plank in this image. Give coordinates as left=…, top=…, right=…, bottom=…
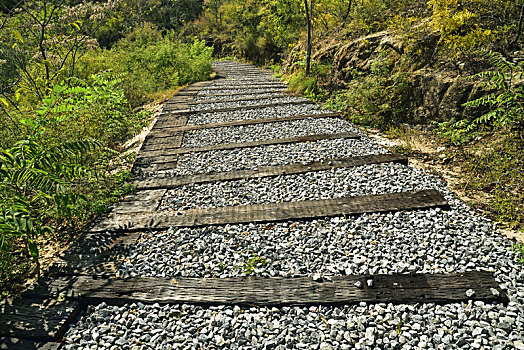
left=176, top=90, right=287, bottom=97
left=47, top=232, right=141, bottom=276
left=0, top=339, right=61, bottom=350
left=152, top=112, right=340, bottom=133
left=133, top=161, right=179, bottom=173
left=89, top=189, right=448, bottom=232
left=182, top=94, right=288, bottom=105
left=197, top=81, right=284, bottom=86
left=111, top=189, right=166, bottom=214
left=140, top=134, right=184, bottom=150
left=30, top=272, right=508, bottom=306
left=170, top=85, right=285, bottom=95
left=134, top=154, right=408, bottom=190
left=161, top=100, right=315, bottom=115
left=151, top=115, right=188, bottom=129
left=0, top=299, right=80, bottom=341
left=200, top=85, right=287, bottom=91
left=136, top=132, right=361, bottom=163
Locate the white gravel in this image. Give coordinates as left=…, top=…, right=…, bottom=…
left=145, top=137, right=385, bottom=178
left=187, top=104, right=329, bottom=125
left=189, top=96, right=310, bottom=112
left=67, top=192, right=524, bottom=349
left=64, top=60, right=524, bottom=350
left=159, top=163, right=439, bottom=211
left=182, top=118, right=357, bottom=148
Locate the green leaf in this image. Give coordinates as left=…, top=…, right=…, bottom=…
left=13, top=29, right=24, bottom=44
left=28, top=240, right=39, bottom=261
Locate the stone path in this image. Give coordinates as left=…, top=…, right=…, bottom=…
left=2, top=61, right=523, bottom=350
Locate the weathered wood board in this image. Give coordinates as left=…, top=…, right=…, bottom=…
left=134, top=154, right=408, bottom=190
left=176, top=89, right=289, bottom=97
left=152, top=112, right=340, bottom=133
left=134, top=161, right=179, bottom=173
left=136, top=132, right=361, bottom=163
left=186, top=95, right=288, bottom=105
left=199, top=84, right=287, bottom=91
left=30, top=271, right=508, bottom=306
left=150, top=115, right=188, bottom=129
left=161, top=100, right=314, bottom=115
left=0, top=339, right=61, bottom=350
left=140, top=135, right=184, bottom=150
left=111, top=189, right=167, bottom=214
left=47, top=232, right=141, bottom=276
left=0, top=299, right=80, bottom=341
left=89, top=189, right=448, bottom=232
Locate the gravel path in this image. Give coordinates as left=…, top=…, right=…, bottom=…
left=189, top=96, right=310, bottom=112
left=187, top=103, right=328, bottom=125
left=182, top=117, right=356, bottom=148
left=63, top=60, right=524, bottom=349
left=159, top=163, right=439, bottom=211
left=145, top=137, right=385, bottom=178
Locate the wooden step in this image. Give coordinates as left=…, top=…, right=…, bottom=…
left=28, top=271, right=508, bottom=307
left=161, top=100, right=315, bottom=115
left=133, top=153, right=408, bottom=190
left=176, top=90, right=289, bottom=97
left=89, top=189, right=448, bottom=232
left=151, top=112, right=340, bottom=133
left=184, top=95, right=287, bottom=105
left=200, top=85, right=286, bottom=91
left=136, top=132, right=361, bottom=161
left=0, top=299, right=80, bottom=341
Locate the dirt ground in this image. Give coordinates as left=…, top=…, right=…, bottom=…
left=366, top=127, right=524, bottom=243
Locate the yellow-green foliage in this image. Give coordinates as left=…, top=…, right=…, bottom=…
left=428, top=0, right=494, bottom=55
left=77, top=24, right=213, bottom=108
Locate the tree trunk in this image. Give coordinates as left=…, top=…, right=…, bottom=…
left=342, top=0, right=352, bottom=21
left=512, top=0, right=524, bottom=46
left=304, top=0, right=311, bottom=76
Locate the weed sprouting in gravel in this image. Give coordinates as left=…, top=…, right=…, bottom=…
left=242, top=252, right=268, bottom=275
left=513, top=243, right=524, bottom=263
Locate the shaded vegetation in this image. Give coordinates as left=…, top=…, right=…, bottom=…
left=1, top=0, right=523, bottom=296
left=0, top=0, right=212, bottom=298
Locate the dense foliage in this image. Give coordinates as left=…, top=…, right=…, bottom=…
left=190, top=0, right=523, bottom=229
left=0, top=0, right=212, bottom=297
left=1, top=0, right=522, bottom=296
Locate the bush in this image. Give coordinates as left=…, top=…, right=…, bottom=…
left=77, top=25, right=213, bottom=107
left=324, top=54, right=411, bottom=128
left=0, top=74, right=147, bottom=297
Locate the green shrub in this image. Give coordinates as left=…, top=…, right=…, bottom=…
left=77, top=25, right=213, bottom=108
left=436, top=50, right=524, bottom=145
left=0, top=138, right=102, bottom=271
left=324, top=54, right=411, bottom=128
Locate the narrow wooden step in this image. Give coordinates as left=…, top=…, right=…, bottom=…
left=136, top=132, right=361, bottom=162
left=0, top=299, right=80, bottom=341
left=111, top=189, right=167, bottom=214
left=89, top=189, right=448, bottom=232
left=133, top=153, right=408, bottom=190
left=161, top=100, right=315, bottom=115
left=29, top=271, right=508, bottom=306
left=200, top=85, right=287, bottom=91
left=152, top=112, right=340, bottom=133
left=176, top=90, right=289, bottom=97
left=183, top=95, right=287, bottom=105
